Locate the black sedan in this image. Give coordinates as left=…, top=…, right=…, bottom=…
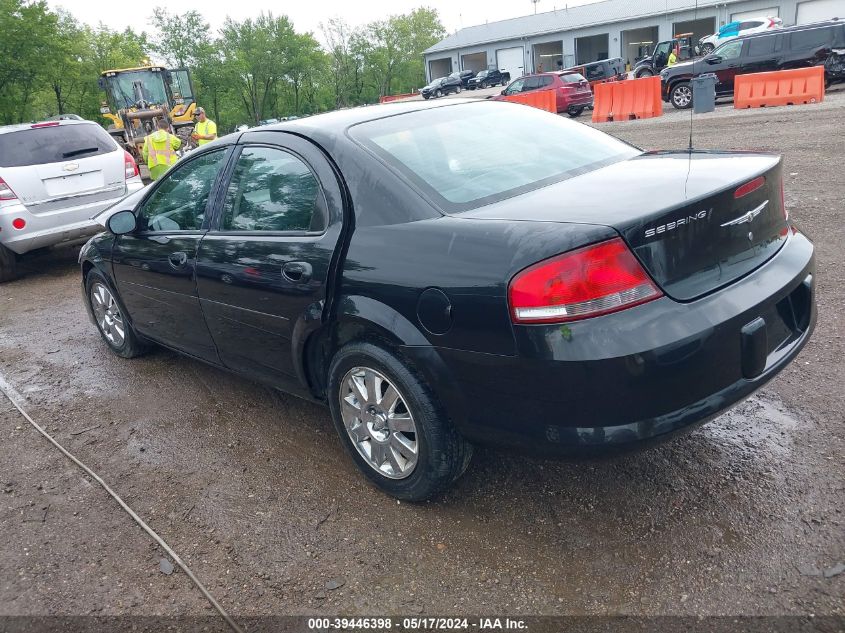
left=81, top=100, right=816, bottom=500
left=420, top=76, right=462, bottom=99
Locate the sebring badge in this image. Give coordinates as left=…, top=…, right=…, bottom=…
left=721, top=200, right=768, bottom=227
left=644, top=208, right=711, bottom=239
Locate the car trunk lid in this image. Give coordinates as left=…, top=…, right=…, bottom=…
left=457, top=151, right=789, bottom=301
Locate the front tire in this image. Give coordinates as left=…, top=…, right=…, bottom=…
left=670, top=81, right=693, bottom=109
left=0, top=244, right=18, bottom=283
left=327, top=342, right=473, bottom=501
left=435, top=89, right=442, bottom=98
left=480, top=81, right=488, bottom=89
left=456, top=85, right=462, bottom=93
left=85, top=269, right=146, bottom=358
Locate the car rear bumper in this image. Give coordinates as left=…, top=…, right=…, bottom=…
left=0, top=178, right=143, bottom=255
left=558, top=93, right=594, bottom=111
left=405, top=231, right=816, bottom=454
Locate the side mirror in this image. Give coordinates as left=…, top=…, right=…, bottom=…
left=107, top=210, right=137, bottom=235
left=501, top=89, right=507, bottom=95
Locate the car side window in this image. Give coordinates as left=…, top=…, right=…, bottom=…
left=747, top=36, right=776, bottom=56
left=789, top=28, right=831, bottom=51
left=220, top=146, right=326, bottom=233
left=539, top=75, right=554, bottom=88
left=522, top=77, right=541, bottom=91
left=506, top=79, right=525, bottom=94
left=136, top=149, right=227, bottom=232
left=717, top=39, right=744, bottom=60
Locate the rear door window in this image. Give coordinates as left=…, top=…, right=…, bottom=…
left=561, top=73, right=586, bottom=83
left=0, top=123, right=117, bottom=168
left=747, top=35, right=776, bottom=56
left=538, top=75, right=554, bottom=88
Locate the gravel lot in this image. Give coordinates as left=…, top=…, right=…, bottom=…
left=1, top=93, right=843, bottom=625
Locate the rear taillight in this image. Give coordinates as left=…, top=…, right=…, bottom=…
left=508, top=238, right=662, bottom=324
left=0, top=177, right=17, bottom=202
left=734, top=176, right=765, bottom=199
left=123, top=150, right=138, bottom=179
left=12, top=218, right=26, bottom=229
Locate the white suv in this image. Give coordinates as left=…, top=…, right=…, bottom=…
left=699, top=16, right=783, bottom=54
left=0, top=119, right=143, bottom=281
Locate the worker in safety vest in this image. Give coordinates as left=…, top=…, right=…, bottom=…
left=142, top=119, right=181, bottom=181
left=191, top=107, right=217, bottom=146
left=667, top=46, right=679, bottom=67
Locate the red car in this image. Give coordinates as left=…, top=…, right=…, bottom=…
left=493, top=72, right=594, bottom=117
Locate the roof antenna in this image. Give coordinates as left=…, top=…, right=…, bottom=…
left=689, top=0, right=699, bottom=152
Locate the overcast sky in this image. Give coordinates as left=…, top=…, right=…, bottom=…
left=47, top=0, right=596, bottom=41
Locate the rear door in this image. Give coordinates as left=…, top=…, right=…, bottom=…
left=0, top=122, right=126, bottom=215
left=112, top=148, right=230, bottom=361
left=740, top=34, right=782, bottom=74
left=196, top=132, right=346, bottom=392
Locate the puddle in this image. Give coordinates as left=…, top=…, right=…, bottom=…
left=701, top=393, right=801, bottom=457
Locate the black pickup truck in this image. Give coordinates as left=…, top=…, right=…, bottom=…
left=467, top=69, right=511, bottom=89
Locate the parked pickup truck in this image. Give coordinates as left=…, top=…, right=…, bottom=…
left=633, top=34, right=699, bottom=77
left=467, top=69, right=511, bottom=89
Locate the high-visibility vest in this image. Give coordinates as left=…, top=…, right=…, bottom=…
left=195, top=119, right=217, bottom=146
left=144, top=131, right=179, bottom=169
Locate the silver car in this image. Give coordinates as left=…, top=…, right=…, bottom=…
left=0, top=119, right=144, bottom=281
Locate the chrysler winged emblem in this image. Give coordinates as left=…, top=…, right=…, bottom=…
left=721, top=200, right=768, bottom=227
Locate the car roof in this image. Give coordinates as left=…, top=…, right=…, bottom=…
left=739, top=17, right=840, bottom=39
left=262, top=99, right=476, bottom=136
left=0, top=118, right=97, bottom=136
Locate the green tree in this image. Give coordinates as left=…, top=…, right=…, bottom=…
left=148, top=7, right=211, bottom=68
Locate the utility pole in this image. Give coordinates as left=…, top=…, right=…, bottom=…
left=531, top=0, right=540, bottom=14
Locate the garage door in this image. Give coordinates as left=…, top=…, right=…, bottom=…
left=796, top=0, right=845, bottom=23
left=496, top=46, right=525, bottom=79
left=731, top=7, right=779, bottom=21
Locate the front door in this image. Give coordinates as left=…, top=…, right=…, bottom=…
left=112, top=148, right=230, bottom=361
left=709, top=39, right=746, bottom=94
left=196, top=133, right=345, bottom=392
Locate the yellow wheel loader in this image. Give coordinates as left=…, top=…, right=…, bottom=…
left=98, top=66, right=198, bottom=160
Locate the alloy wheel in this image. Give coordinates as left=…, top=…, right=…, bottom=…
left=673, top=85, right=692, bottom=108
left=339, top=366, right=418, bottom=479
left=90, top=282, right=125, bottom=347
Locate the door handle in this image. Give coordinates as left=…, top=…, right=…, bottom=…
left=282, top=261, right=312, bottom=283
left=168, top=251, right=188, bottom=268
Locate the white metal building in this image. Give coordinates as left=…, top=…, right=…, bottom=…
left=423, top=0, right=845, bottom=81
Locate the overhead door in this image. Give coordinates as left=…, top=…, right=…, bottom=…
left=731, top=7, right=779, bottom=20
left=496, top=46, right=525, bottom=79
left=796, top=0, right=845, bottom=23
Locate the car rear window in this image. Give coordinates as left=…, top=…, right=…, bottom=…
left=561, top=73, right=586, bottom=83
left=0, top=123, right=117, bottom=168
left=350, top=101, right=639, bottom=211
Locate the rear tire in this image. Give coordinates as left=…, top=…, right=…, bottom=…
left=636, top=68, right=654, bottom=78
left=327, top=342, right=473, bottom=501
left=85, top=269, right=147, bottom=358
left=480, top=81, right=488, bottom=89
left=501, top=79, right=508, bottom=86
left=701, top=43, right=715, bottom=55
left=456, top=85, right=462, bottom=93
left=435, top=89, right=442, bottom=98
left=0, top=244, right=18, bottom=283
left=568, top=106, right=585, bottom=117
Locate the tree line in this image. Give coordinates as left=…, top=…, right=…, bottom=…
left=0, top=0, right=446, bottom=131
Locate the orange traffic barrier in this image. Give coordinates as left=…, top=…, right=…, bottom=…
left=500, top=89, right=556, bottom=113
left=734, top=66, right=824, bottom=109
left=379, top=92, right=417, bottom=103
left=592, top=76, right=662, bottom=123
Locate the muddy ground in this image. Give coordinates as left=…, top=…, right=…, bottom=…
left=0, top=94, right=843, bottom=626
